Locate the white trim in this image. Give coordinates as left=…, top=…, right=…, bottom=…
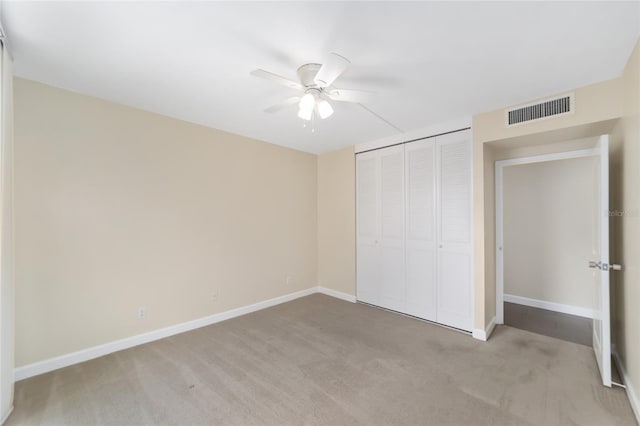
left=1, top=405, right=13, bottom=425
left=316, top=287, right=356, bottom=303
left=596, top=135, right=611, bottom=387
left=354, top=116, right=471, bottom=154
left=17, top=282, right=491, bottom=382
left=468, top=129, right=476, bottom=336
left=504, top=294, right=594, bottom=319
left=495, top=148, right=597, bottom=168
left=472, top=316, right=496, bottom=341
left=495, top=147, right=599, bottom=324
left=612, top=347, right=640, bottom=424
left=14, top=287, right=320, bottom=381
left=496, top=159, right=504, bottom=324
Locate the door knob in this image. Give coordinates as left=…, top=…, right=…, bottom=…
left=589, top=261, right=622, bottom=271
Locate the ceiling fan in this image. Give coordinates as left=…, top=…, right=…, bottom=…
left=250, top=53, right=401, bottom=131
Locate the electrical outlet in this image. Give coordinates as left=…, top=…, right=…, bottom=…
left=211, top=290, right=219, bottom=301
left=286, top=275, right=293, bottom=285
left=138, top=307, right=146, bottom=320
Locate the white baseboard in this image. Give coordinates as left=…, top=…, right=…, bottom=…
left=1, top=405, right=13, bottom=425
left=14, top=286, right=321, bottom=381
left=612, top=347, right=640, bottom=424
left=472, top=316, right=496, bottom=341
left=503, top=294, right=594, bottom=319
left=14, top=285, right=482, bottom=381
left=316, top=286, right=356, bottom=303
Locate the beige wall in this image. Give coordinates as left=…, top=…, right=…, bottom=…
left=473, top=63, right=627, bottom=329
left=610, top=40, right=640, bottom=403
left=474, top=78, right=624, bottom=144
left=503, top=157, right=596, bottom=309
left=317, top=147, right=356, bottom=296
left=473, top=38, right=639, bottom=407
left=14, top=78, right=318, bottom=367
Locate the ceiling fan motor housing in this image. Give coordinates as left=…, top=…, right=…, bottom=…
left=297, top=63, right=322, bottom=88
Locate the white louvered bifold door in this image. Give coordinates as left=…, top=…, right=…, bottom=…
left=378, top=145, right=406, bottom=312
left=357, top=130, right=472, bottom=331
left=436, top=132, right=473, bottom=331
left=404, top=139, right=437, bottom=321
left=356, top=150, right=381, bottom=306
left=356, top=145, right=405, bottom=312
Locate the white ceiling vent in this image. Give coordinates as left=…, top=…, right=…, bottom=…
left=506, top=93, right=574, bottom=127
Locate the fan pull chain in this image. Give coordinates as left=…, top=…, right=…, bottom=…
left=300, top=111, right=317, bottom=133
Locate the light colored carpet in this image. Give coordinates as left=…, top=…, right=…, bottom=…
left=7, top=294, right=637, bottom=425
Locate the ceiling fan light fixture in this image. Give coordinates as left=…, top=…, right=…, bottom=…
left=298, top=106, right=313, bottom=121
left=317, top=99, right=334, bottom=119
left=298, top=93, right=315, bottom=121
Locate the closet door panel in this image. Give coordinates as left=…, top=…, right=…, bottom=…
left=357, top=245, right=380, bottom=305
left=378, top=146, right=405, bottom=311
left=357, top=154, right=378, bottom=243
left=380, top=247, right=405, bottom=311
left=405, top=139, right=437, bottom=321
left=438, top=137, right=471, bottom=244
left=437, top=247, right=472, bottom=330
left=436, top=131, right=473, bottom=331
left=380, top=148, right=405, bottom=241
left=356, top=152, right=380, bottom=305
left=406, top=248, right=436, bottom=319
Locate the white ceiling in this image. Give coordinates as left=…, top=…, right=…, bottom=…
left=2, top=2, right=639, bottom=154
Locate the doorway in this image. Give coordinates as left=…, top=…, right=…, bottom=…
left=500, top=153, right=596, bottom=346
left=495, top=135, right=612, bottom=387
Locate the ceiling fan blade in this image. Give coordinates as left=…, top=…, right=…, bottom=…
left=250, top=69, right=303, bottom=91
left=358, top=103, right=404, bottom=133
left=314, top=53, right=351, bottom=87
left=326, top=88, right=375, bottom=104
left=263, top=97, right=300, bottom=113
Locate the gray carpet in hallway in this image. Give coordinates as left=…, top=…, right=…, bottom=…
left=7, top=294, right=637, bottom=425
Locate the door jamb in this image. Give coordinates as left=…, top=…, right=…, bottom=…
left=494, top=147, right=599, bottom=324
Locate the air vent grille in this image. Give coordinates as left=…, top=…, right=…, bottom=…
left=506, top=93, right=574, bottom=126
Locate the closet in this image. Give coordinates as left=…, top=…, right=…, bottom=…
left=356, top=129, right=473, bottom=331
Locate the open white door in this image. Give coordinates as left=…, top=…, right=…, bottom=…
left=590, top=134, right=611, bottom=387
